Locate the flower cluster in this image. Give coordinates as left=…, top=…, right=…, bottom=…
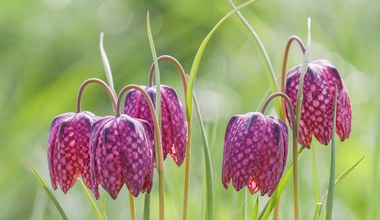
left=47, top=80, right=187, bottom=199
left=222, top=60, right=352, bottom=195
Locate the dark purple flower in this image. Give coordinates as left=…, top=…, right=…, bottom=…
left=48, top=111, right=97, bottom=193
left=90, top=114, right=154, bottom=199
left=222, top=112, right=288, bottom=196
left=285, top=60, right=352, bottom=148
left=124, top=85, right=187, bottom=166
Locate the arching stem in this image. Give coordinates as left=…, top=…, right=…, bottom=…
left=280, top=36, right=305, bottom=119
left=76, top=78, right=117, bottom=113
left=148, top=55, right=187, bottom=93
left=261, top=92, right=298, bottom=220
left=116, top=84, right=165, bottom=220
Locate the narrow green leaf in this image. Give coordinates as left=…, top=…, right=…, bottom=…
left=312, top=203, right=323, bottom=220
left=146, top=11, right=162, bottom=127
left=325, top=88, right=338, bottom=220
left=335, top=155, right=366, bottom=186
left=78, top=179, right=102, bottom=220
left=146, top=11, right=161, bottom=220
left=185, top=0, right=257, bottom=121
left=228, top=0, right=279, bottom=93
left=99, top=33, right=117, bottom=98
left=143, top=194, right=151, bottom=220
left=258, top=147, right=305, bottom=220
left=310, top=146, right=321, bottom=202
left=193, top=92, right=214, bottom=220
left=28, top=162, right=68, bottom=220
left=253, top=196, right=259, bottom=220
left=99, top=197, right=108, bottom=220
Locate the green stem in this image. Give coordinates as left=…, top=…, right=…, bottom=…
left=116, top=84, right=165, bottom=220
left=292, top=18, right=311, bottom=220
left=143, top=194, right=151, bottom=220
left=326, top=88, right=338, bottom=220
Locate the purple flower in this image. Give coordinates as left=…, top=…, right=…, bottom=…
left=124, top=85, right=187, bottom=166
left=222, top=112, right=288, bottom=196
left=90, top=114, right=154, bottom=199
left=285, top=60, right=352, bottom=148
left=48, top=111, right=97, bottom=193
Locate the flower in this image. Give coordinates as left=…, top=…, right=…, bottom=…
left=90, top=114, right=154, bottom=199
left=124, top=85, right=187, bottom=166
left=222, top=112, right=288, bottom=196
left=285, top=60, right=352, bottom=148
left=48, top=111, right=97, bottom=193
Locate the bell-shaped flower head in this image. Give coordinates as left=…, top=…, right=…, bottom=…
left=222, top=112, right=288, bottom=196
left=48, top=111, right=98, bottom=193
left=124, top=85, right=187, bottom=166
left=90, top=114, right=154, bottom=199
left=285, top=60, right=352, bottom=148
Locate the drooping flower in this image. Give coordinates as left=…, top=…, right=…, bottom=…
left=90, top=114, right=154, bottom=199
left=124, top=85, right=187, bottom=166
left=222, top=112, right=288, bottom=196
left=285, top=60, right=352, bottom=148
left=48, top=111, right=97, bottom=193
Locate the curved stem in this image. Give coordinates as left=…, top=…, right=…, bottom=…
left=261, top=92, right=296, bottom=128
left=148, top=56, right=210, bottom=220
left=129, top=192, right=136, bottom=220
left=148, top=55, right=187, bottom=94
left=116, top=84, right=165, bottom=220
left=260, top=92, right=298, bottom=220
left=280, top=36, right=305, bottom=119
left=76, top=78, right=117, bottom=113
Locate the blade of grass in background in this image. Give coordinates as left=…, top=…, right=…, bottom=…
left=28, top=162, right=68, bottom=220
left=185, top=0, right=257, bottom=119
left=228, top=0, right=279, bottom=106
left=312, top=203, right=322, bottom=220
left=335, top=155, right=365, bottom=186
left=193, top=92, right=214, bottom=220
left=78, top=179, right=102, bottom=220
left=310, top=147, right=321, bottom=202
left=325, top=88, right=338, bottom=220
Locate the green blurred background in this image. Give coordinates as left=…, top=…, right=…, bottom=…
left=0, top=0, right=378, bottom=219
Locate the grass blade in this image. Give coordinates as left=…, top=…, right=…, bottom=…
left=28, top=162, right=68, bottom=220
left=258, top=147, right=305, bottom=220
left=310, top=146, right=321, bottom=202
left=185, top=0, right=257, bottom=121
left=312, top=203, right=323, bottom=220
left=228, top=0, right=279, bottom=95
left=335, top=155, right=365, bottom=186
left=253, top=196, right=259, bottom=220
left=325, top=88, right=338, bottom=220
left=78, top=179, right=102, bottom=220
left=99, top=33, right=117, bottom=98
left=193, top=92, right=214, bottom=220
